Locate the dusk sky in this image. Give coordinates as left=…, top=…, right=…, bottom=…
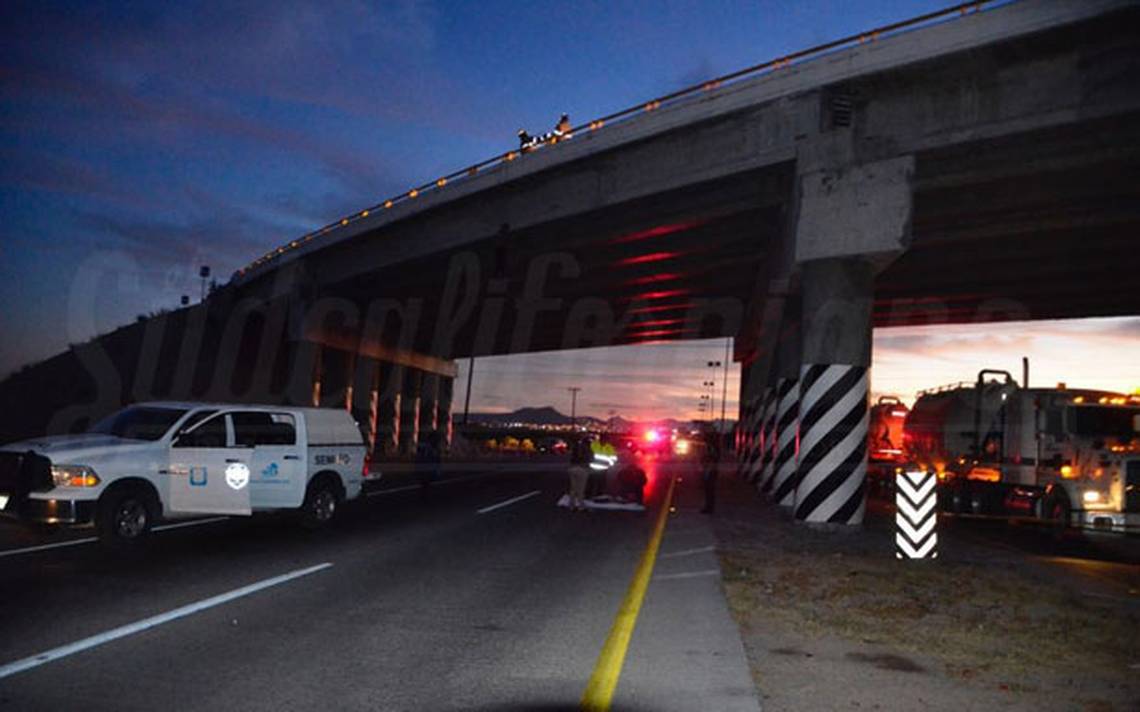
left=2, top=1, right=1137, bottom=419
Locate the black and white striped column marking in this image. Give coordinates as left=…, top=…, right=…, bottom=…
left=793, top=364, right=869, bottom=524
left=896, top=469, right=938, bottom=559
left=757, top=388, right=779, bottom=494
left=745, top=389, right=768, bottom=483
left=736, top=396, right=757, bottom=473
left=769, top=377, right=799, bottom=507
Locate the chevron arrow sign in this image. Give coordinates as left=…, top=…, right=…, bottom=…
left=895, top=469, right=938, bottom=560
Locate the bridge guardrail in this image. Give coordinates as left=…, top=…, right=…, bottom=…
left=235, top=1, right=999, bottom=282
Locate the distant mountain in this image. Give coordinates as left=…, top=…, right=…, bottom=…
left=463, top=407, right=729, bottom=432
left=606, top=415, right=634, bottom=431
left=468, top=406, right=586, bottom=426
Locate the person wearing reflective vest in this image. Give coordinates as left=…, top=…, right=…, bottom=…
left=588, top=439, right=617, bottom=497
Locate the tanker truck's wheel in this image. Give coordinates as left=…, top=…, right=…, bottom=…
left=968, top=486, right=988, bottom=515
left=1043, top=495, right=1071, bottom=529
left=949, top=484, right=969, bottom=514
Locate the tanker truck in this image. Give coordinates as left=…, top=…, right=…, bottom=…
left=903, top=369, right=1140, bottom=532
left=866, top=396, right=909, bottom=495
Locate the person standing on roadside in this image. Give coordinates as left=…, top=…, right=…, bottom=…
left=567, top=435, right=592, bottom=511
left=415, top=430, right=442, bottom=500
left=701, top=428, right=721, bottom=514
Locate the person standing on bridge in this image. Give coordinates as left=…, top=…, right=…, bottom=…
left=553, top=113, right=571, bottom=140
left=567, top=435, right=592, bottom=511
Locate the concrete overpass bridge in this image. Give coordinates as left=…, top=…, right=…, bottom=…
left=4, top=0, right=1138, bottom=525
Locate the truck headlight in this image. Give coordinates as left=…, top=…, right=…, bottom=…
left=1082, top=489, right=1106, bottom=505
left=51, top=465, right=101, bottom=488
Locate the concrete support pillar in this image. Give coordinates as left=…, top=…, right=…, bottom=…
left=376, top=363, right=402, bottom=457
left=769, top=304, right=802, bottom=508
left=351, top=356, right=380, bottom=454
left=436, top=377, right=454, bottom=451
left=284, top=340, right=322, bottom=407
left=737, top=358, right=768, bottom=484
left=318, top=348, right=352, bottom=410
left=793, top=257, right=872, bottom=525
left=734, top=369, right=751, bottom=466
left=419, top=373, right=440, bottom=439
left=756, top=383, right=779, bottom=495
left=398, top=369, right=423, bottom=456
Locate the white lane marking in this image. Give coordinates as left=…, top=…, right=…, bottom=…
left=477, top=490, right=542, bottom=515
left=366, top=483, right=422, bottom=497
left=659, top=545, right=716, bottom=559
left=366, top=472, right=506, bottom=498
left=0, top=562, right=333, bottom=680
left=654, top=569, right=721, bottom=581
left=0, top=517, right=230, bottom=559
left=0, top=537, right=97, bottom=559
left=152, top=517, right=229, bottom=532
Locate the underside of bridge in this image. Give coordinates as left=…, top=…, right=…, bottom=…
left=294, top=108, right=1140, bottom=363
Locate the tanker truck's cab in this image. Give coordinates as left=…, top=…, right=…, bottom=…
left=1023, top=391, right=1140, bottom=531
left=904, top=370, right=1140, bottom=533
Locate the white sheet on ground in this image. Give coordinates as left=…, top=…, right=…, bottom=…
left=556, top=493, right=646, bottom=511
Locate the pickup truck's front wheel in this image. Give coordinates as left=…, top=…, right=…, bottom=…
left=96, top=485, right=157, bottom=546
left=299, top=476, right=342, bottom=530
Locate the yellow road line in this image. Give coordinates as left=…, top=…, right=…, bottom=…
left=580, top=475, right=677, bottom=712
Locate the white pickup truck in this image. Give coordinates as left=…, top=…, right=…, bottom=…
left=0, top=402, right=370, bottom=545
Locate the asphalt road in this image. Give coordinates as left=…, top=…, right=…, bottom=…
left=0, top=459, right=759, bottom=711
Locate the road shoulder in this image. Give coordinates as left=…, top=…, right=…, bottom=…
left=711, top=473, right=1140, bottom=711
left=614, top=473, right=763, bottom=712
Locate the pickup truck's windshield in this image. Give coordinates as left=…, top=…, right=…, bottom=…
left=89, top=406, right=188, bottom=441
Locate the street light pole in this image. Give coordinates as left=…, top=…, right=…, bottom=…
left=707, top=360, right=722, bottom=432
left=462, top=354, right=475, bottom=425
left=720, top=338, right=730, bottom=433
left=567, top=387, right=581, bottom=429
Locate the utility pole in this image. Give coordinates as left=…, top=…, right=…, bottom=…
left=567, top=387, right=581, bottom=429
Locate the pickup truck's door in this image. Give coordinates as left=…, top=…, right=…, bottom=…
left=168, top=413, right=252, bottom=516
left=231, top=411, right=305, bottom=509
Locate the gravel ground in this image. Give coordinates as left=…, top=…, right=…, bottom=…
left=709, top=473, right=1140, bottom=712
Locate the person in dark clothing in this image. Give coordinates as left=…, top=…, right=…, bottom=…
left=617, top=462, right=647, bottom=505
left=700, top=429, right=721, bottom=514
left=567, top=436, right=593, bottom=511
left=415, top=431, right=442, bottom=499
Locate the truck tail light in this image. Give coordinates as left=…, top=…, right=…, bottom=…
left=362, top=452, right=372, bottom=479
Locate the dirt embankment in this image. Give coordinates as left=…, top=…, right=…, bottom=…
left=712, top=479, right=1139, bottom=711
